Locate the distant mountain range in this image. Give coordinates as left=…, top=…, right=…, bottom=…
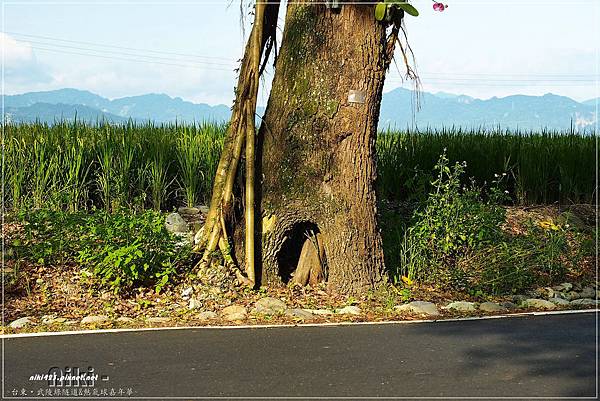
left=2, top=89, right=231, bottom=124
left=2, top=88, right=597, bottom=131
left=379, top=90, right=597, bottom=131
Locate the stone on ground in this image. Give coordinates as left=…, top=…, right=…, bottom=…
left=444, top=301, right=476, bottom=312
left=500, top=301, right=518, bottom=309
left=165, top=213, right=188, bottom=233
left=147, top=317, right=171, bottom=324
left=181, top=286, right=193, bottom=299
left=337, top=305, right=361, bottom=315
left=254, top=297, right=287, bottom=315
left=544, top=287, right=557, bottom=299
left=197, top=311, right=218, bottom=320
left=9, top=317, right=35, bottom=329
left=570, top=298, right=597, bottom=306
left=285, top=309, right=316, bottom=320
left=524, top=298, right=556, bottom=310
left=222, top=305, right=248, bottom=321
left=41, top=315, right=56, bottom=324
left=512, top=295, right=527, bottom=303
left=304, top=309, right=334, bottom=316
left=178, top=207, right=200, bottom=215
left=116, top=317, right=134, bottom=323
left=559, top=282, right=573, bottom=291
left=395, top=301, right=440, bottom=317
left=42, top=316, right=67, bottom=324
left=579, top=287, right=595, bottom=299
left=534, top=287, right=555, bottom=299
left=479, top=302, right=505, bottom=313
left=81, top=315, right=110, bottom=325
left=188, top=298, right=203, bottom=310
left=548, top=297, right=570, bottom=306
left=562, top=291, right=581, bottom=301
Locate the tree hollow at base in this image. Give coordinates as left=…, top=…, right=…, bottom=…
left=277, top=222, right=326, bottom=286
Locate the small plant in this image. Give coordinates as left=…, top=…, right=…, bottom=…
left=15, top=209, right=80, bottom=265
left=2, top=265, right=19, bottom=294
left=397, top=229, right=427, bottom=282
left=396, top=150, right=507, bottom=286
left=375, top=1, right=419, bottom=23
left=394, top=150, right=585, bottom=295
left=533, top=219, right=569, bottom=280
left=76, top=210, right=190, bottom=293
left=399, top=287, right=412, bottom=302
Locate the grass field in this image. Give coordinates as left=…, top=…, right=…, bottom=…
left=3, top=120, right=596, bottom=212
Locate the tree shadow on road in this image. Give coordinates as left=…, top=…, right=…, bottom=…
left=418, top=313, right=597, bottom=398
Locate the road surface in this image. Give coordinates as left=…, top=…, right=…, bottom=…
left=3, top=312, right=597, bottom=399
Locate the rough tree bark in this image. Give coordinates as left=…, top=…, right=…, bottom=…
left=253, top=1, right=396, bottom=294
left=197, top=0, right=400, bottom=294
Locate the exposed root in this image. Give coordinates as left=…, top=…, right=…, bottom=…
left=192, top=0, right=280, bottom=289
left=290, top=231, right=326, bottom=287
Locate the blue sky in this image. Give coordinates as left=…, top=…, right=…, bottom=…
left=2, top=0, right=599, bottom=105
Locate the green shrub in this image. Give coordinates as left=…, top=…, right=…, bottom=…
left=14, top=209, right=189, bottom=293
left=390, top=151, right=591, bottom=294
left=396, top=151, right=507, bottom=285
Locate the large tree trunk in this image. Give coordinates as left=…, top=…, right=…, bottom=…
left=253, top=1, right=391, bottom=293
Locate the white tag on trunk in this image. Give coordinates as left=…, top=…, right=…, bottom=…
left=348, top=90, right=366, bottom=104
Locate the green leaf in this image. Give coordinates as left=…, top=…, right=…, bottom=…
left=396, top=2, right=419, bottom=16
left=375, top=3, right=387, bottom=21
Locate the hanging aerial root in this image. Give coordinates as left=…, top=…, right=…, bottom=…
left=192, top=0, right=280, bottom=288
left=397, top=26, right=419, bottom=82
left=195, top=112, right=245, bottom=262
left=384, top=25, right=399, bottom=66
left=244, top=95, right=258, bottom=285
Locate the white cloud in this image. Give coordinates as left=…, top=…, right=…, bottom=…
left=1, top=33, right=53, bottom=89
left=48, top=61, right=239, bottom=105
left=1, top=32, right=34, bottom=65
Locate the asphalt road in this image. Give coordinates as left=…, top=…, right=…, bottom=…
left=3, top=312, right=598, bottom=399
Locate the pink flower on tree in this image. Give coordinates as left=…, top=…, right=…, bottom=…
left=433, top=2, right=447, bottom=11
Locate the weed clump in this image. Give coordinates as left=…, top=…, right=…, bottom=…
left=388, top=151, right=593, bottom=295
left=12, top=209, right=190, bottom=293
